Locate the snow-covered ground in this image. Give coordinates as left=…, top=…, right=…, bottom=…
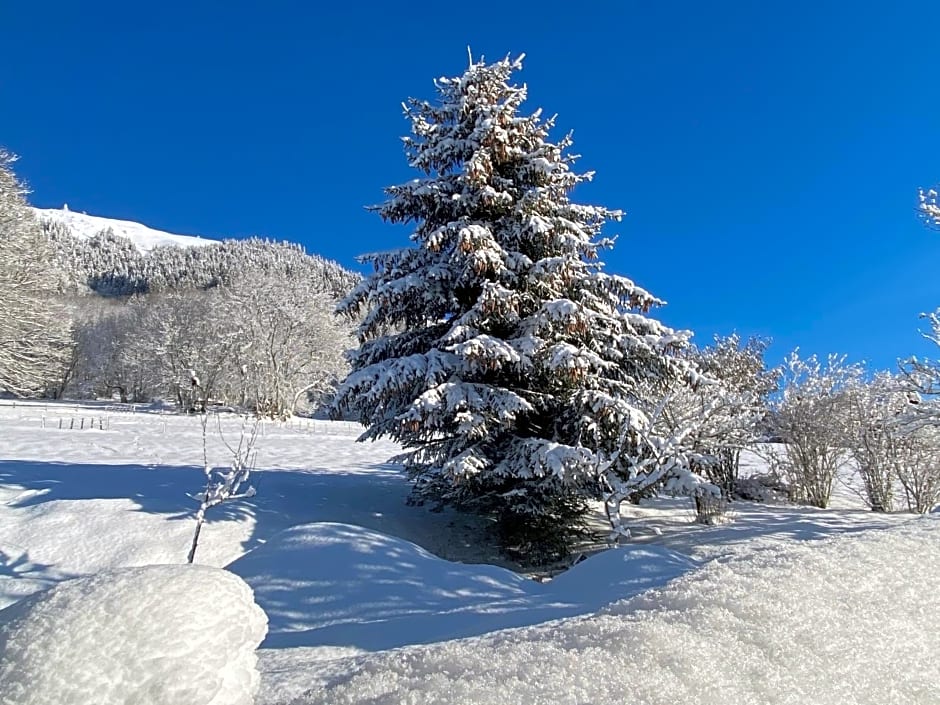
left=0, top=399, right=935, bottom=704
left=34, top=207, right=214, bottom=252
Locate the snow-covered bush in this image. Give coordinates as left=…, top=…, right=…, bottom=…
left=769, top=351, right=861, bottom=508
left=893, top=426, right=940, bottom=514
left=598, top=336, right=775, bottom=529
left=902, top=309, right=940, bottom=424
left=598, top=382, right=723, bottom=536
left=333, top=54, right=693, bottom=562
left=733, top=472, right=789, bottom=503
left=841, top=372, right=910, bottom=512
left=684, top=335, right=777, bottom=497
left=0, top=565, right=267, bottom=705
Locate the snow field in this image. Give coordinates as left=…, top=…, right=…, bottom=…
left=0, top=564, right=267, bottom=705
left=280, top=518, right=940, bottom=705
left=0, top=401, right=935, bottom=704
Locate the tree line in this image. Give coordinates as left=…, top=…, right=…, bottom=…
left=0, top=151, right=356, bottom=418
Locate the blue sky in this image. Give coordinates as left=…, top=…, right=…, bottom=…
left=3, top=1, right=939, bottom=371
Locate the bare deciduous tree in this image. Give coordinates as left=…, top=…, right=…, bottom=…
left=226, top=276, right=352, bottom=418
left=893, top=426, right=940, bottom=514
left=0, top=150, right=73, bottom=396
left=842, top=373, right=907, bottom=512
left=769, top=351, right=861, bottom=508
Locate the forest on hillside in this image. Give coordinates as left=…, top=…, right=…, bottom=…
left=0, top=156, right=359, bottom=418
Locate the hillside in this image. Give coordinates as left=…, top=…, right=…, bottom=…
left=36, top=207, right=360, bottom=297
left=34, top=207, right=214, bottom=252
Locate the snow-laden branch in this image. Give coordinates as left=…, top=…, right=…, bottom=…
left=187, top=412, right=259, bottom=564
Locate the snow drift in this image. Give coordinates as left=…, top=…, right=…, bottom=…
left=0, top=564, right=267, bottom=705
left=286, top=518, right=940, bottom=705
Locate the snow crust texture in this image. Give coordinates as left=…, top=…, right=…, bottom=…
left=0, top=564, right=267, bottom=705
left=293, top=518, right=940, bottom=705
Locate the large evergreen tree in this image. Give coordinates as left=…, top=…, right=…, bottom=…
left=334, top=55, right=694, bottom=560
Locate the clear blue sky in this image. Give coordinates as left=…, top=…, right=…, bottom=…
left=3, top=1, right=939, bottom=371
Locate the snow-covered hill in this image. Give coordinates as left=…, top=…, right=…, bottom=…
left=34, top=206, right=360, bottom=297
left=34, top=206, right=214, bottom=253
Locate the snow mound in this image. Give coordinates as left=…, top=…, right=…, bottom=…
left=228, top=522, right=695, bottom=650
left=34, top=207, right=214, bottom=252
left=289, top=518, right=940, bottom=705
left=0, top=564, right=267, bottom=705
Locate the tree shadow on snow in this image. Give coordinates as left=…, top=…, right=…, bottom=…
left=626, top=497, right=913, bottom=558
left=0, top=459, right=250, bottom=524
left=226, top=522, right=699, bottom=651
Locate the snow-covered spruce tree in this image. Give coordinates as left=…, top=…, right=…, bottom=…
left=0, top=150, right=73, bottom=396
left=333, top=55, right=696, bottom=563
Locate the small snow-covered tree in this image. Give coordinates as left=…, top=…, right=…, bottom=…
left=333, top=54, right=694, bottom=561
left=0, top=150, right=73, bottom=396
left=188, top=412, right=258, bottom=563
left=684, top=335, right=777, bottom=497
left=769, top=351, right=861, bottom=508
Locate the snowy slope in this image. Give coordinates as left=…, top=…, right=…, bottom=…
left=34, top=206, right=215, bottom=253
left=278, top=518, right=940, bottom=705
left=0, top=400, right=934, bottom=705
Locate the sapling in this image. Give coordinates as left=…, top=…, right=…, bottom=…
left=187, top=411, right=258, bottom=564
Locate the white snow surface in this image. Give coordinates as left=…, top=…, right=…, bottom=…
left=34, top=207, right=214, bottom=252
left=0, top=564, right=267, bottom=705
left=0, top=400, right=936, bottom=704
left=228, top=522, right=696, bottom=650
left=273, top=518, right=940, bottom=705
